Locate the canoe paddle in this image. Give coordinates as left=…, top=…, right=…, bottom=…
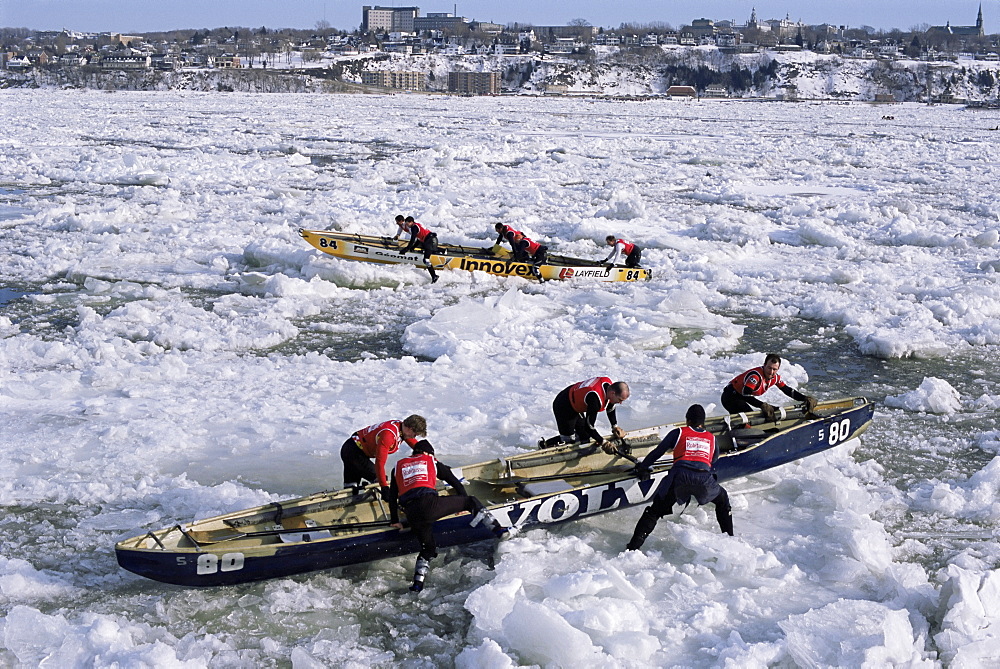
left=606, top=437, right=639, bottom=464
left=487, top=464, right=635, bottom=487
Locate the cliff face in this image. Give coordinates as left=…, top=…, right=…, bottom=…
left=502, top=49, right=1000, bottom=101
left=4, top=47, right=999, bottom=102
left=341, top=48, right=1000, bottom=102
left=342, top=47, right=1000, bottom=102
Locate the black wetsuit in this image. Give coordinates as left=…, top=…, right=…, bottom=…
left=624, top=246, right=642, bottom=268
left=551, top=383, right=618, bottom=444
left=341, top=438, right=377, bottom=487
left=626, top=426, right=733, bottom=550
left=388, top=460, right=483, bottom=560
left=403, top=225, right=440, bottom=282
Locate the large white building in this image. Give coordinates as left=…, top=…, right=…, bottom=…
left=361, top=6, right=419, bottom=33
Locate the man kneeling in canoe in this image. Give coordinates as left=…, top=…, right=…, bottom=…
left=722, top=353, right=818, bottom=424
left=602, top=235, right=642, bottom=269
left=510, top=231, right=547, bottom=281
left=539, top=376, right=629, bottom=450
left=342, top=415, right=426, bottom=495
left=626, top=404, right=733, bottom=550
left=388, top=440, right=506, bottom=592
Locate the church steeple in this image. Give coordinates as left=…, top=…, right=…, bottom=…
left=977, top=3, right=984, bottom=35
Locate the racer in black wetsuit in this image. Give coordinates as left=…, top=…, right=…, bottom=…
left=340, top=415, right=424, bottom=492
left=399, top=216, right=440, bottom=283
left=626, top=404, right=733, bottom=550
left=387, top=440, right=504, bottom=591
left=602, top=235, right=642, bottom=268
left=511, top=232, right=547, bottom=280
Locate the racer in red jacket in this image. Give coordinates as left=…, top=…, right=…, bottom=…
left=399, top=216, right=440, bottom=283
left=721, top=353, right=817, bottom=422
left=387, top=440, right=506, bottom=591
left=341, top=415, right=426, bottom=493
left=539, top=377, right=630, bottom=449
left=494, top=223, right=524, bottom=250
left=511, top=231, right=547, bottom=280
left=602, top=235, right=642, bottom=268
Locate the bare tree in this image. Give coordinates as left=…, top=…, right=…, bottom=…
left=566, top=17, right=594, bottom=41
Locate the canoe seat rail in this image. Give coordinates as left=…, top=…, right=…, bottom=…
left=145, top=525, right=198, bottom=550
left=144, top=530, right=166, bottom=550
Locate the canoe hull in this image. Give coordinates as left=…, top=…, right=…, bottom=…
left=715, top=399, right=873, bottom=480
left=299, top=229, right=652, bottom=282
left=116, top=398, right=873, bottom=587
left=116, top=521, right=498, bottom=588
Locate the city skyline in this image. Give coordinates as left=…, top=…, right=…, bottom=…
left=0, top=0, right=994, bottom=35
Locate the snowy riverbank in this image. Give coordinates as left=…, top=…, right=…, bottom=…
left=5, top=47, right=1000, bottom=102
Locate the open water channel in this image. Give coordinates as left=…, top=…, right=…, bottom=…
left=3, top=273, right=996, bottom=578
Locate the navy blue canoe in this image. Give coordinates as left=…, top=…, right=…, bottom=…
left=115, top=397, right=874, bottom=587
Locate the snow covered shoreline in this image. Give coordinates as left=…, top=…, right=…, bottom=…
left=5, top=47, right=1000, bottom=102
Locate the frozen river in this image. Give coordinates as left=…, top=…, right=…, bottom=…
left=1, top=90, right=1000, bottom=666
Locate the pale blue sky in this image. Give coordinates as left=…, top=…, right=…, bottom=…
left=0, top=0, right=993, bottom=34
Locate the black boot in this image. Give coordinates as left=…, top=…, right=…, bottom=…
left=410, top=557, right=429, bottom=592
left=626, top=507, right=660, bottom=551
left=715, top=495, right=734, bottom=536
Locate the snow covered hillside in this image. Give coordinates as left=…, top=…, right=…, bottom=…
left=354, top=47, right=1000, bottom=101
left=5, top=46, right=1000, bottom=101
